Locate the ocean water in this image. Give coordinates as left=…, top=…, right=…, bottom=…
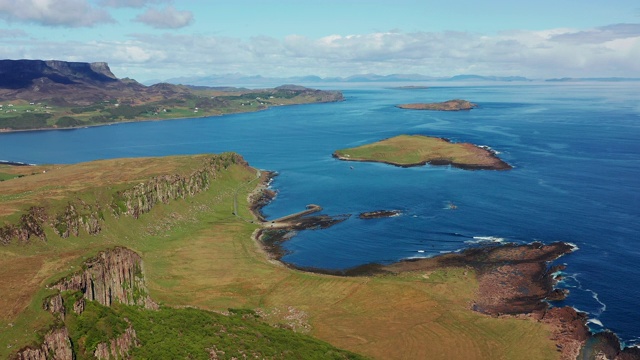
left=1, top=83, right=638, bottom=346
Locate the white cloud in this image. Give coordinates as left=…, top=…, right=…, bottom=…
left=550, top=23, right=640, bottom=44
left=0, top=0, right=113, bottom=27
left=2, top=24, right=639, bottom=80
left=99, top=0, right=170, bottom=8
left=134, top=6, right=193, bottom=29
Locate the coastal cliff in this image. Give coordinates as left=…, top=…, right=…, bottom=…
left=14, top=247, right=150, bottom=359
left=0, top=153, right=249, bottom=245
left=52, top=247, right=157, bottom=309
left=11, top=327, right=73, bottom=360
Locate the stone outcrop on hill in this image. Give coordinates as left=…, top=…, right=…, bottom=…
left=1, top=153, right=249, bottom=245
left=53, top=201, right=103, bottom=238
left=52, top=247, right=157, bottom=309
left=11, top=327, right=73, bottom=360
left=0, top=207, right=47, bottom=245
left=15, top=247, right=150, bottom=359
left=94, top=322, right=139, bottom=360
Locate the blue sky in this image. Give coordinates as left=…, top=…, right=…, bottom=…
left=1, top=0, right=639, bottom=82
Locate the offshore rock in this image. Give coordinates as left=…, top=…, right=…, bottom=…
left=11, top=327, right=73, bottom=360
left=52, top=247, right=158, bottom=309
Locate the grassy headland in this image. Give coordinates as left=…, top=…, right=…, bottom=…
left=0, top=154, right=557, bottom=359
left=333, top=134, right=511, bottom=170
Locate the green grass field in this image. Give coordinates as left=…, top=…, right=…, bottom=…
left=0, top=154, right=556, bottom=359
left=0, top=89, right=341, bottom=131
left=334, top=134, right=509, bottom=169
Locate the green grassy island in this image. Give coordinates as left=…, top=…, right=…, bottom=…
left=333, top=134, right=512, bottom=170
left=397, top=99, right=477, bottom=111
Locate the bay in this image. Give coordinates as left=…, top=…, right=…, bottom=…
left=1, top=82, right=638, bottom=346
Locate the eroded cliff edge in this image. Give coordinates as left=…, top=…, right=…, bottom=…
left=0, top=153, right=249, bottom=246
left=13, top=247, right=148, bottom=360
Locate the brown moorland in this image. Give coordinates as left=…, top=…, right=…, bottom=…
left=0, top=154, right=560, bottom=359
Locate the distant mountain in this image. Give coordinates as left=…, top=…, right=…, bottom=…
left=0, top=59, right=118, bottom=89
left=446, top=75, right=531, bottom=82
left=0, top=59, right=343, bottom=131
left=545, top=77, right=640, bottom=82
left=0, top=59, right=192, bottom=106
left=162, top=73, right=535, bottom=87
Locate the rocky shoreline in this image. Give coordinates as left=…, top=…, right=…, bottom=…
left=248, top=174, right=640, bottom=359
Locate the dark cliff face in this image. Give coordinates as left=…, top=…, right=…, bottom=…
left=52, top=247, right=157, bottom=309
left=1, top=153, right=249, bottom=246
left=0, top=59, right=118, bottom=89
left=14, top=247, right=149, bottom=360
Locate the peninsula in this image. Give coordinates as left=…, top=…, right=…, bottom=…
left=0, top=59, right=343, bottom=131
left=333, top=134, right=512, bottom=170
left=397, top=99, right=477, bottom=111
left=1, top=154, right=635, bottom=359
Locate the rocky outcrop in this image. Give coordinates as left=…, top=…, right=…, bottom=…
left=358, top=210, right=402, bottom=219
left=577, top=331, right=640, bottom=360
left=0, top=206, right=47, bottom=245
left=12, top=327, right=73, bottom=360
left=94, top=322, right=139, bottom=360
left=53, top=201, right=103, bottom=238
left=539, top=306, right=590, bottom=360
left=1, top=153, right=250, bottom=246
left=15, top=247, right=150, bottom=359
left=43, top=293, right=66, bottom=320
left=52, top=247, right=157, bottom=309
left=111, top=153, right=247, bottom=219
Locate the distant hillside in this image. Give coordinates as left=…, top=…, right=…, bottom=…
left=162, top=73, right=534, bottom=86
left=0, top=59, right=152, bottom=105
left=546, top=77, right=640, bottom=82
left=0, top=59, right=343, bottom=131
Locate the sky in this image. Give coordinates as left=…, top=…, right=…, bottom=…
left=0, top=0, right=639, bottom=82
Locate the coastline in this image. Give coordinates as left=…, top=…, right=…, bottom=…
left=0, top=97, right=344, bottom=134
left=246, top=173, right=638, bottom=359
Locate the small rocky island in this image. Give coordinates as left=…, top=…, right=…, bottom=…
left=397, top=99, right=477, bottom=111
left=333, top=135, right=511, bottom=170
left=358, top=210, right=402, bottom=219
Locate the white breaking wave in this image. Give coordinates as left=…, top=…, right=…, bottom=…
left=466, top=236, right=506, bottom=244
left=566, top=242, right=580, bottom=251
left=588, top=318, right=604, bottom=327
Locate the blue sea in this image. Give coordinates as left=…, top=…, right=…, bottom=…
left=1, top=82, right=638, bottom=347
